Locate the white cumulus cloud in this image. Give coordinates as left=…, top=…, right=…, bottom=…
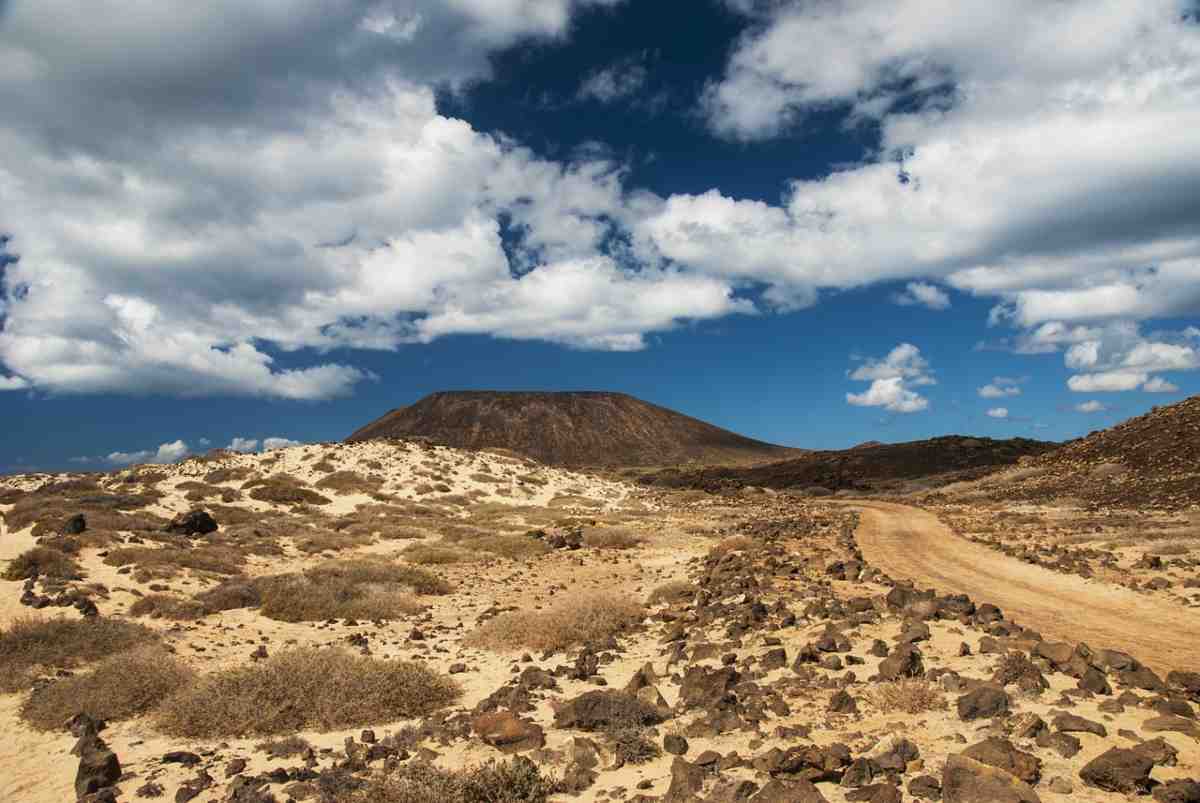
left=893, top=282, right=951, bottom=310
left=106, top=439, right=190, bottom=466
left=228, top=437, right=259, bottom=453
left=1075, top=400, right=1107, bottom=413
left=846, top=343, right=934, bottom=413
left=263, top=437, right=302, bottom=451
left=986, top=407, right=1009, bottom=419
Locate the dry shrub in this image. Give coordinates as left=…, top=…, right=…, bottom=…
left=3, top=546, right=82, bottom=581
left=466, top=593, right=643, bottom=653
left=257, top=576, right=423, bottom=622
left=0, top=617, right=159, bottom=693
left=177, top=481, right=242, bottom=503
left=455, top=534, right=550, bottom=561
left=204, top=466, right=254, bottom=484
left=584, top=528, right=644, bottom=550
left=609, top=727, right=661, bottom=765
left=5, top=493, right=168, bottom=538
left=20, top=646, right=194, bottom=730
left=157, top=648, right=459, bottom=738
left=129, top=594, right=206, bottom=620
left=469, top=473, right=503, bottom=485
left=306, top=559, right=451, bottom=596
left=245, top=475, right=331, bottom=506
left=402, top=544, right=471, bottom=565
left=254, top=559, right=449, bottom=622
left=315, top=471, right=384, bottom=496
left=294, top=529, right=373, bottom=554
left=312, top=459, right=337, bottom=473
left=710, top=536, right=757, bottom=556
left=194, top=577, right=261, bottom=612
left=648, top=580, right=694, bottom=606
left=865, top=679, right=947, bottom=715
left=349, top=758, right=558, bottom=803
left=257, top=736, right=312, bottom=758
left=103, top=544, right=244, bottom=578
left=547, top=495, right=604, bottom=510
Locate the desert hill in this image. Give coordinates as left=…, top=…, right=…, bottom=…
left=969, top=394, right=1200, bottom=509
left=346, top=390, right=799, bottom=467
left=641, top=434, right=1058, bottom=493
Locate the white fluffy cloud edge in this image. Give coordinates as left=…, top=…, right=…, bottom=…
left=0, top=0, right=1197, bottom=401
left=71, top=436, right=303, bottom=467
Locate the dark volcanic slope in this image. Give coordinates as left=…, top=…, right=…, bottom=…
left=346, top=391, right=798, bottom=467
left=985, top=394, right=1200, bottom=508
left=642, top=435, right=1058, bottom=493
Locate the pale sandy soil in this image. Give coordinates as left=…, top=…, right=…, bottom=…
left=1, top=451, right=1199, bottom=802
left=851, top=500, right=1200, bottom=676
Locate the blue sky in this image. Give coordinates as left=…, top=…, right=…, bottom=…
left=1, top=1, right=1198, bottom=472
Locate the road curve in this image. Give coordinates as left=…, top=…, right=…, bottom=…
left=848, top=500, right=1200, bottom=676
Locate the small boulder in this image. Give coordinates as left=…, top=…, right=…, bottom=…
left=166, top=509, right=218, bottom=537
left=942, top=754, right=1040, bottom=803
left=957, top=684, right=1010, bottom=721
left=1079, top=747, right=1155, bottom=794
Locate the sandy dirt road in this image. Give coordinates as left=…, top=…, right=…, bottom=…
left=849, top=500, right=1200, bottom=676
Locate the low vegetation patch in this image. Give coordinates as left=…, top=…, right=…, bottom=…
left=254, top=558, right=450, bottom=622
left=20, top=646, right=194, bottom=730
left=256, top=736, right=312, bottom=759
left=194, top=577, right=261, bottom=612
left=245, top=474, right=332, bottom=506
left=129, top=593, right=207, bottom=620
left=177, top=481, right=242, bottom=503
left=315, top=471, right=384, bottom=496
left=103, top=544, right=244, bottom=579
left=647, top=580, right=694, bottom=606
left=584, top=527, right=644, bottom=550
left=466, top=593, right=643, bottom=653
left=0, top=617, right=159, bottom=693
left=157, top=648, right=460, bottom=738
left=402, top=544, right=471, bottom=565
left=348, top=757, right=558, bottom=803
left=455, top=534, right=551, bottom=561
left=865, top=679, right=947, bottom=715
left=3, top=546, right=82, bottom=581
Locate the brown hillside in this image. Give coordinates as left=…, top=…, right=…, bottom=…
left=980, top=394, right=1200, bottom=509
left=641, top=435, right=1058, bottom=493
left=346, top=391, right=798, bottom=467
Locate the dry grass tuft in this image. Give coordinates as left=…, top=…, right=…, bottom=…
left=466, top=593, right=643, bottom=653
left=3, top=546, right=82, bottom=581
left=547, top=495, right=605, bottom=510
left=455, top=534, right=551, bottom=561
left=157, top=648, right=459, bottom=738
left=865, top=679, right=947, bottom=714
left=245, top=474, right=332, bottom=506
left=349, top=758, right=558, bottom=803
left=177, top=481, right=243, bottom=503
left=584, top=527, right=644, bottom=550
left=294, top=529, right=374, bottom=554
left=129, top=594, right=207, bottom=620
left=257, top=736, right=312, bottom=758
left=194, top=577, right=261, bottom=612
left=647, top=580, right=694, bottom=606
left=402, top=544, right=471, bottom=565
left=710, top=535, right=757, bottom=556
left=254, top=559, right=449, bottom=622
left=204, top=466, right=254, bottom=484
left=315, top=471, right=384, bottom=496
left=0, top=617, right=160, bottom=693
left=103, top=544, right=244, bottom=578
left=20, top=646, right=194, bottom=730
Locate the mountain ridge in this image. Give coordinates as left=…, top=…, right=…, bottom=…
left=346, top=390, right=800, bottom=467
